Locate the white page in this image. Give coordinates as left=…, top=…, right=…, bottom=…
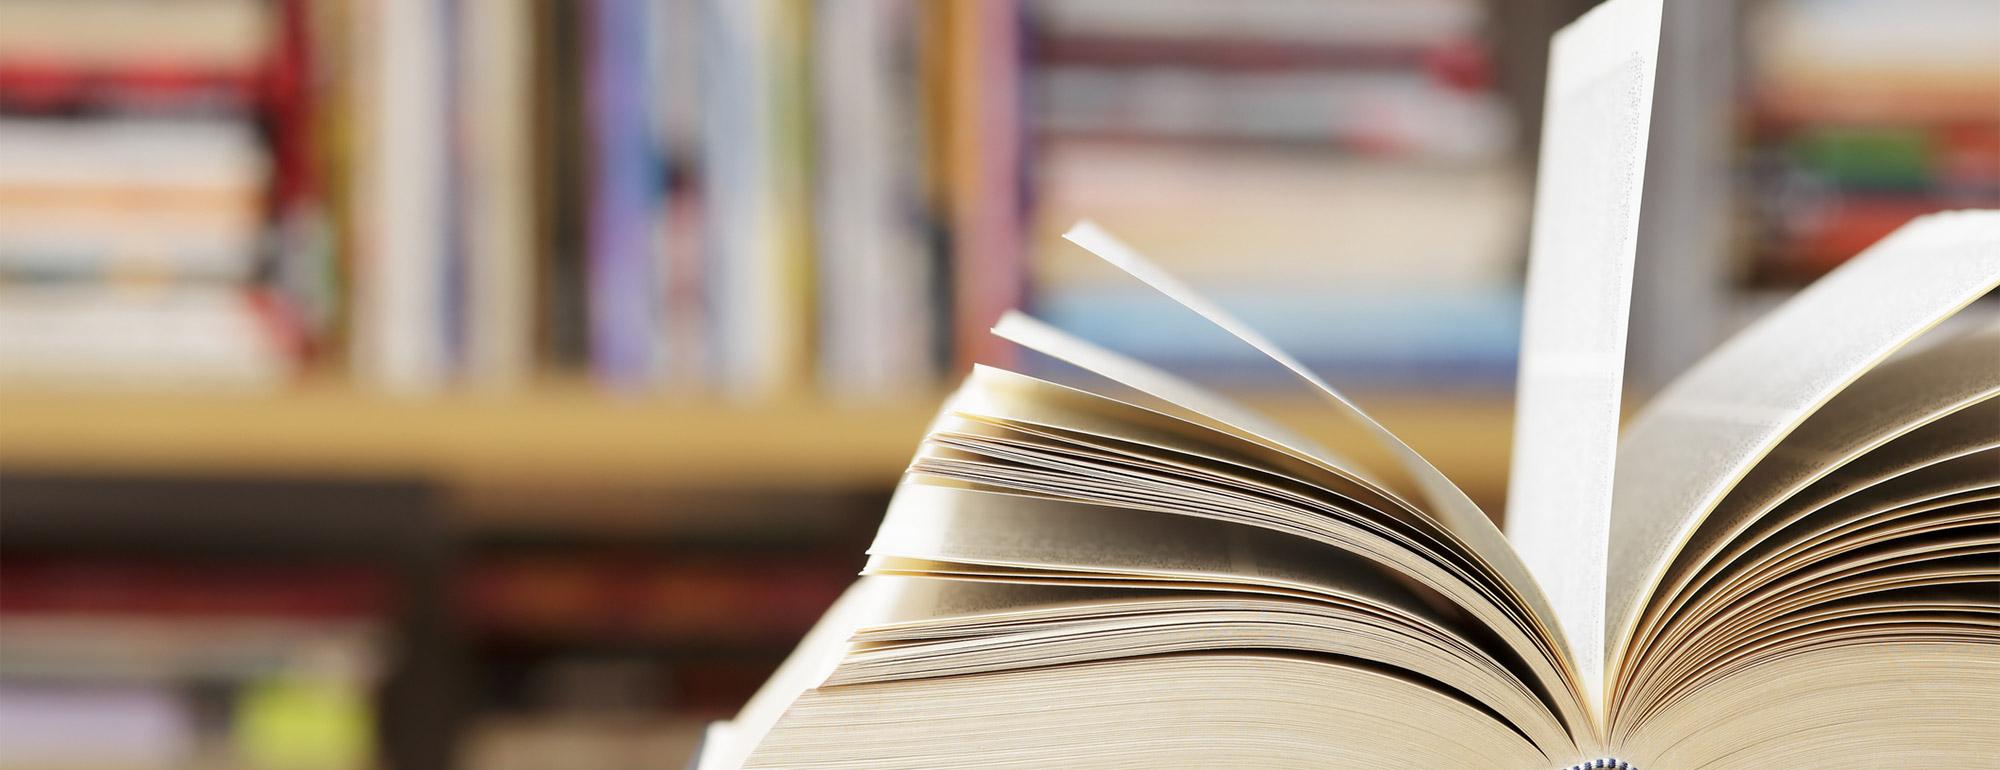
left=1502, top=0, right=1662, bottom=711
left=991, top=310, right=1370, bottom=486
left=1059, top=221, right=1593, bottom=736
left=1604, top=210, right=2000, bottom=697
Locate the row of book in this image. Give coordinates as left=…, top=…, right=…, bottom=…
left=337, top=0, right=1034, bottom=396
left=461, top=550, right=854, bottom=770
left=12, top=0, right=1988, bottom=396
left=0, top=0, right=1539, bottom=396
left=0, top=559, right=390, bottom=770
left=0, top=546, right=858, bottom=770
left=1022, top=0, right=1530, bottom=391
left=1738, top=0, right=2000, bottom=287
left=0, top=0, right=1031, bottom=397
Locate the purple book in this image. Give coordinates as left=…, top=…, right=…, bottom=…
left=585, top=0, right=664, bottom=386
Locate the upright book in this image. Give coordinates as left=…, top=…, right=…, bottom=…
left=694, top=0, right=2000, bottom=767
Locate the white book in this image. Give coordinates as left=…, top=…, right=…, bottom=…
left=349, top=0, right=451, bottom=392
left=694, top=0, right=2000, bottom=767
left=811, top=0, right=934, bottom=399
left=0, top=285, right=290, bottom=389
left=456, top=0, right=536, bottom=389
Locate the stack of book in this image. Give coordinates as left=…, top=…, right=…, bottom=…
left=0, top=0, right=296, bottom=389
left=1025, top=0, right=1527, bottom=391
left=1739, top=0, right=2000, bottom=286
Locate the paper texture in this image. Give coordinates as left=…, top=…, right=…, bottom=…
left=1631, top=322, right=2000, bottom=658
left=1603, top=210, right=2000, bottom=699
left=1503, top=0, right=1663, bottom=710
left=701, top=578, right=899, bottom=770
left=991, top=310, right=1360, bottom=475
left=1056, top=222, right=1589, bottom=715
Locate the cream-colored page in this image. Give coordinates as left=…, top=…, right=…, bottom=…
left=1637, top=321, right=2000, bottom=640
left=991, top=310, right=1366, bottom=478
left=702, top=577, right=900, bottom=770
left=1056, top=222, right=1593, bottom=721
left=1604, top=210, right=2000, bottom=687
left=1502, top=0, right=1663, bottom=711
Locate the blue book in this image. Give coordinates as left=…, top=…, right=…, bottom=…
left=585, top=0, right=664, bottom=387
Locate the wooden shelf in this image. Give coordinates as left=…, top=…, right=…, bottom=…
left=0, top=386, right=1513, bottom=503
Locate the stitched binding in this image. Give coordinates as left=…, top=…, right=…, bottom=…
left=1562, top=759, right=1636, bottom=770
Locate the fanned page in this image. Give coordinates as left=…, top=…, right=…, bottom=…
left=687, top=0, right=1994, bottom=760
left=1503, top=0, right=1661, bottom=712
left=704, top=340, right=1600, bottom=766
left=1603, top=210, right=2000, bottom=716
left=1055, top=221, right=1583, bottom=675
left=991, top=310, right=1365, bottom=475
left=1031, top=225, right=1598, bottom=752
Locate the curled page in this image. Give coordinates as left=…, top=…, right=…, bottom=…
left=991, top=310, right=1371, bottom=487
left=1604, top=210, right=2000, bottom=701
left=1059, top=220, right=1589, bottom=734
left=1503, top=0, right=1662, bottom=712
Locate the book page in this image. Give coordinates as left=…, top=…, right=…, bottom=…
left=1632, top=320, right=2000, bottom=650
left=1055, top=223, right=1590, bottom=713
left=1603, top=210, right=2000, bottom=700
left=860, top=481, right=1581, bottom=758
left=991, top=310, right=1366, bottom=478
left=1502, top=0, right=1662, bottom=712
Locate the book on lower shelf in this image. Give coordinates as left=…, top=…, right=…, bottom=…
left=689, top=0, right=2000, bottom=767
left=0, top=559, right=391, bottom=770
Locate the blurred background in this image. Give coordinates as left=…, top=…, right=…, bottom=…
left=0, top=0, right=1993, bottom=767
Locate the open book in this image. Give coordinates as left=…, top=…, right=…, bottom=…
left=695, top=1, right=2000, bottom=767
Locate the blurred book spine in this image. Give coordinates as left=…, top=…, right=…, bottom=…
left=1022, top=0, right=1525, bottom=391
left=0, top=0, right=1540, bottom=397
left=457, top=0, right=537, bottom=388
left=0, top=0, right=296, bottom=390
left=940, top=0, right=1031, bottom=374
left=1739, top=0, right=2000, bottom=287
left=462, top=554, right=847, bottom=645
left=812, top=0, right=937, bottom=398
left=347, top=0, right=452, bottom=391
left=585, top=0, right=668, bottom=388
left=0, top=559, right=389, bottom=770
left=457, top=549, right=853, bottom=768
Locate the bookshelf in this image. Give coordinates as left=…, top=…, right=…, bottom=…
left=0, top=388, right=929, bottom=490
left=10, top=0, right=1986, bottom=767
left=0, top=384, right=1510, bottom=770
left=0, top=2, right=1546, bottom=767
left=0, top=390, right=1515, bottom=510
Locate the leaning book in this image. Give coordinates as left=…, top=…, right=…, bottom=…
left=693, top=0, right=2000, bottom=767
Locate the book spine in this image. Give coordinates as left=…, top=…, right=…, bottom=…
left=585, top=0, right=665, bottom=388
left=533, top=0, right=590, bottom=371
left=456, top=0, right=536, bottom=388
left=812, top=0, right=933, bottom=398
left=700, top=0, right=812, bottom=398
left=654, top=0, right=712, bottom=388
left=942, top=0, right=1028, bottom=375
left=0, top=560, right=392, bottom=620
left=349, top=0, right=451, bottom=391
left=762, top=0, right=816, bottom=395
